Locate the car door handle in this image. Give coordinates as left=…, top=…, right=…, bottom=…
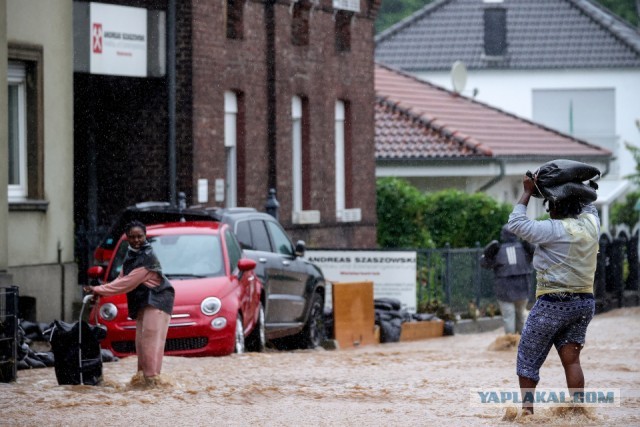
left=258, top=257, right=268, bottom=263
left=282, top=260, right=290, bottom=266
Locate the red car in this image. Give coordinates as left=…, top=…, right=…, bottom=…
left=86, top=221, right=265, bottom=357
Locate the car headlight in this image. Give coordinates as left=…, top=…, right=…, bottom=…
left=99, top=303, right=118, bottom=321
left=201, top=297, right=222, bottom=316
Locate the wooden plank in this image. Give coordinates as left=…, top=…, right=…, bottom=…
left=332, top=281, right=376, bottom=349
left=400, top=320, right=444, bottom=342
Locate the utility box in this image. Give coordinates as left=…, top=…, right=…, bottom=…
left=0, top=286, right=19, bottom=383
left=332, top=281, right=376, bottom=349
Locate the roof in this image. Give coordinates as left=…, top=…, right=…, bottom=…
left=375, top=63, right=612, bottom=160
left=375, top=0, right=640, bottom=71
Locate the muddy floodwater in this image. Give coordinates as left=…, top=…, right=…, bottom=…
left=2, top=307, right=639, bottom=426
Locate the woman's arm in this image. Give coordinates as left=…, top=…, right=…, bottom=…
left=88, top=267, right=154, bottom=296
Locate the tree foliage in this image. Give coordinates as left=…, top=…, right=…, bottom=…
left=611, top=190, right=640, bottom=227
left=376, top=178, right=513, bottom=248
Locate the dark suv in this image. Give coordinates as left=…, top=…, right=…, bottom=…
left=91, top=202, right=326, bottom=349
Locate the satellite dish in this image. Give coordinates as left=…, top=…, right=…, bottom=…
left=451, top=60, right=468, bottom=94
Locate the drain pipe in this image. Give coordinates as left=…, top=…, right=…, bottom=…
left=58, top=241, right=65, bottom=321
left=476, top=159, right=506, bottom=193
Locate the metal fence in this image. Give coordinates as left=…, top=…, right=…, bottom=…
left=416, top=245, right=510, bottom=315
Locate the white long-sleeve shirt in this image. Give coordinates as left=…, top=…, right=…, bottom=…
left=507, top=203, right=600, bottom=297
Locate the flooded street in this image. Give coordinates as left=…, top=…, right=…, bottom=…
left=2, top=307, right=639, bottom=426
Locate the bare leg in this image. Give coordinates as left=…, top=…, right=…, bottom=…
left=513, top=299, right=528, bottom=334
left=137, top=307, right=170, bottom=378
left=519, top=375, right=537, bottom=415
left=135, top=311, right=145, bottom=373
left=558, top=343, right=585, bottom=401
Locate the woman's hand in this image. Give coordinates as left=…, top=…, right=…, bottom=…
left=523, top=173, right=536, bottom=195
left=517, top=173, right=536, bottom=206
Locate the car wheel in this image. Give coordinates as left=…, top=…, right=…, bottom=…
left=234, top=314, right=245, bottom=354
left=300, top=292, right=325, bottom=349
left=245, top=302, right=265, bottom=352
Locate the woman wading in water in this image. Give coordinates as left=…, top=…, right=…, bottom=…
left=84, top=220, right=174, bottom=384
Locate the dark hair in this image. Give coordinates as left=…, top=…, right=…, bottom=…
left=544, top=198, right=582, bottom=217
left=125, top=220, right=146, bottom=236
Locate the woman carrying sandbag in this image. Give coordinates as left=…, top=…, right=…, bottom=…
left=507, top=161, right=600, bottom=416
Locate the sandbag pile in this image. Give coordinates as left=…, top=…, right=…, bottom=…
left=527, top=159, right=600, bottom=204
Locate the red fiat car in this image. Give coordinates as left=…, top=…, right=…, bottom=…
left=86, top=221, right=265, bottom=357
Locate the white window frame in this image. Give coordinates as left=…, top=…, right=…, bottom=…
left=8, top=62, right=28, bottom=201
left=335, top=100, right=346, bottom=218
left=224, top=90, right=238, bottom=208
left=292, top=96, right=303, bottom=216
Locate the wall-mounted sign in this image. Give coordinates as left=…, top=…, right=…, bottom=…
left=89, top=2, right=147, bottom=77
left=333, top=0, right=360, bottom=12
left=306, top=250, right=417, bottom=313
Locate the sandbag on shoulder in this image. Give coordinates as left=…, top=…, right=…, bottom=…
left=528, top=159, right=600, bottom=199
left=540, top=181, right=598, bottom=204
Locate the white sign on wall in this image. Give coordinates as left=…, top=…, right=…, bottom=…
left=333, top=0, right=360, bottom=12
left=90, top=2, right=147, bottom=77
left=306, top=250, right=417, bottom=313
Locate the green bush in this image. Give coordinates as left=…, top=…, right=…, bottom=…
left=423, top=189, right=513, bottom=248
left=376, top=177, right=434, bottom=248
left=611, top=190, right=640, bottom=228
left=376, top=180, right=513, bottom=249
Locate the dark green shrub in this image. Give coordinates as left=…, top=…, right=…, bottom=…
left=376, top=177, right=434, bottom=248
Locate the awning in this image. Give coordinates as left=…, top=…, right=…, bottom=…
left=594, top=179, right=633, bottom=206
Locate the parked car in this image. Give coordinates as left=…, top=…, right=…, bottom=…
left=91, top=202, right=327, bottom=349
left=87, top=220, right=265, bottom=357
left=216, top=209, right=326, bottom=349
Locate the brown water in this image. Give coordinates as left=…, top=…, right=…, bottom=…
left=2, top=307, right=639, bottom=426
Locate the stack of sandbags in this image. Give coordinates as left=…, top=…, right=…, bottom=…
left=527, top=159, right=600, bottom=204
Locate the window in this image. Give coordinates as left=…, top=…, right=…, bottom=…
left=335, top=11, right=352, bottom=52
left=226, top=0, right=243, bottom=40
left=7, top=44, right=44, bottom=204
left=532, top=89, right=616, bottom=171
left=483, top=7, right=507, bottom=57
left=225, top=90, right=243, bottom=208
left=292, top=95, right=310, bottom=219
left=266, top=221, right=294, bottom=257
left=225, top=229, right=242, bottom=272
left=335, top=100, right=351, bottom=220
left=8, top=62, right=27, bottom=200
left=291, top=2, right=310, bottom=46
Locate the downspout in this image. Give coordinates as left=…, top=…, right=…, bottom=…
left=265, top=0, right=277, bottom=192
left=167, top=0, right=177, bottom=207
left=476, top=158, right=505, bottom=193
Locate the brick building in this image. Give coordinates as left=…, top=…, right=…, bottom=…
left=74, top=0, right=380, bottom=274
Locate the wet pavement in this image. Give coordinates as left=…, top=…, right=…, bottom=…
left=1, top=307, right=639, bottom=426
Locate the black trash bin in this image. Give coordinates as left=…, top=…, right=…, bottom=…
left=48, top=295, right=105, bottom=385
left=0, top=286, right=19, bottom=383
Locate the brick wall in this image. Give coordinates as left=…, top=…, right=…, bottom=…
left=75, top=0, right=379, bottom=248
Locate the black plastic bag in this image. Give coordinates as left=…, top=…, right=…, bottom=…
left=48, top=320, right=104, bottom=385
left=527, top=159, right=600, bottom=202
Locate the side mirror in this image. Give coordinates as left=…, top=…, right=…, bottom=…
left=237, top=258, right=257, bottom=272
left=295, top=240, right=306, bottom=257
left=87, top=265, right=105, bottom=279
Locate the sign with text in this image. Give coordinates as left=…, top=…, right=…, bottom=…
left=306, top=250, right=417, bottom=313
left=90, top=2, right=147, bottom=77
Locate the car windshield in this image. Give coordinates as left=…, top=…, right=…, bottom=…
left=107, top=234, right=224, bottom=281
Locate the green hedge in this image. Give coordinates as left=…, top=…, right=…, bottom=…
left=377, top=178, right=513, bottom=248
